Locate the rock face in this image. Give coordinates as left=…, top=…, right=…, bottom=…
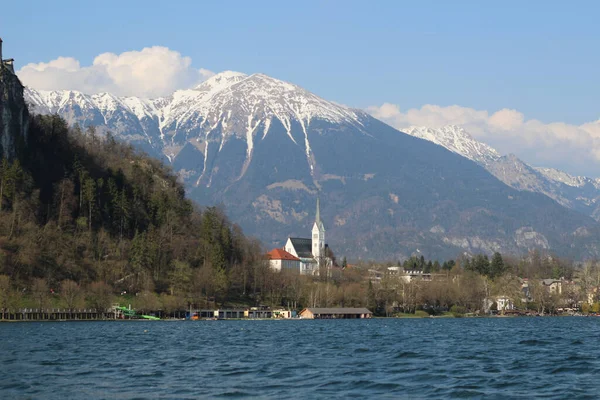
left=22, top=72, right=600, bottom=260
left=0, top=66, right=28, bottom=160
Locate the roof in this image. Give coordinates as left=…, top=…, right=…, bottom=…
left=266, top=248, right=300, bottom=261
left=288, top=237, right=313, bottom=258
left=301, top=308, right=372, bottom=315
left=542, top=279, right=560, bottom=285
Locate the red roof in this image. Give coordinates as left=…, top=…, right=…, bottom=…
left=266, top=248, right=300, bottom=261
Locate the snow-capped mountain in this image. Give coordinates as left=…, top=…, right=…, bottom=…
left=401, top=125, right=600, bottom=221
left=402, top=125, right=500, bottom=166
left=22, top=72, right=600, bottom=260
left=25, top=71, right=368, bottom=182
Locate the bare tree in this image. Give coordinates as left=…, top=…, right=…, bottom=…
left=31, top=278, right=50, bottom=310
left=60, top=280, right=82, bottom=310
left=86, top=282, right=113, bottom=311
left=0, top=275, right=11, bottom=319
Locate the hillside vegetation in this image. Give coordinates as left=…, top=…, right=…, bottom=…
left=0, top=113, right=272, bottom=311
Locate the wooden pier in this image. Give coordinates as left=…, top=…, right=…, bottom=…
left=0, top=308, right=118, bottom=321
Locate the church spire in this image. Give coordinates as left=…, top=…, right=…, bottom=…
left=315, top=195, right=321, bottom=225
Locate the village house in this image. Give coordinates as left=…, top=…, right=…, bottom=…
left=483, top=295, right=515, bottom=313
left=266, top=248, right=301, bottom=272
left=398, top=269, right=433, bottom=283
left=587, top=287, right=599, bottom=305
left=541, top=279, right=562, bottom=294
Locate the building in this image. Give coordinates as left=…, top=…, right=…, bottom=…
left=187, top=308, right=274, bottom=319
left=272, top=309, right=293, bottom=318
left=299, top=307, right=372, bottom=319
left=496, top=296, right=515, bottom=312
left=541, top=279, right=562, bottom=294
left=284, top=237, right=318, bottom=274
left=266, top=248, right=301, bottom=272
left=399, top=269, right=433, bottom=283
left=0, top=38, right=15, bottom=74
left=483, top=296, right=515, bottom=313
left=283, top=197, right=331, bottom=275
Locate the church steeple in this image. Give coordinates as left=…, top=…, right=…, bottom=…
left=315, top=195, right=321, bottom=226
left=312, top=195, right=325, bottom=259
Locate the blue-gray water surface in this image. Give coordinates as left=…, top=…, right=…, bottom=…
left=1, top=317, right=600, bottom=399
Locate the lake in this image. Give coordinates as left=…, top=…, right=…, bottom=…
left=1, top=317, right=599, bottom=399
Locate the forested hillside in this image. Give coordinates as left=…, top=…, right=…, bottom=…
left=0, top=112, right=276, bottom=311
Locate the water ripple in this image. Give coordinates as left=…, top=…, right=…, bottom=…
left=1, top=318, right=600, bottom=398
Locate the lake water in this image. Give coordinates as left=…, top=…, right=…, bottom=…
left=1, top=317, right=600, bottom=399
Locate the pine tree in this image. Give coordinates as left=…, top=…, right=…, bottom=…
left=367, top=280, right=376, bottom=311
left=490, top=252, right=506, bottom=279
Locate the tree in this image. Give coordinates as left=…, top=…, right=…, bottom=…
left=367, top=280, right=376, bottom=311
left=489, top=252, right=507, bottom=279
left=54, top=178, right=76, bottom=230
left=0, top=158, right=10, bottom=211
left=168, top=260, right=192, bottom=297
left=83, top=177, right=96, bottom=231
left=86, top=282, right=113, bottom=311
left=0, top=275, right=11, bottom=319
left=60, top=280, right=82, bottom=310
left=135, top=291, right=160, bottom=313
left=31, top=278, right=50, bottom=310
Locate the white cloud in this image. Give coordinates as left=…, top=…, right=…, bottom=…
left=368, top=103, right=600, bottom=177
left=17, top=46, right=214, bottom=98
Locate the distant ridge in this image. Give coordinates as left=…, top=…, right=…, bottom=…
left=402, top=125, right=600, bottom=222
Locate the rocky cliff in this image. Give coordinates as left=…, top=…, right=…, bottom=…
left=0, top=65, right=28, bottom=160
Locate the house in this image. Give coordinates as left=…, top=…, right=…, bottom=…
left=283, top=197, right=332, bottom=275
left=483, top=295, right=515, bottom=313
left=541, top=279, right=562, bottom=294
left=587, top=287, right=599, bottom=305
left=284, top=237, right=318, bottom=274
left=299, top=307, right=372, bottom=319
left=387, top=266, right=401, bottom=275
left=272, top=309, right=293, bottom=318
left=266, top=248, right=301, bottom=272
left=496, top=296, right=515, bottom=312
left=400, top=270, right=432, bottom=283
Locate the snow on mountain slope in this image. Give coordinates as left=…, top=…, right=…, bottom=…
left=402, top=125, right=500, bottom=166
left=534, top=167, right=600, bottom=190
left=25, top=70, right=367, bottom=151
left=24, top=70, right=374, bottom=188
left=401, top=125, right=600, bottom=221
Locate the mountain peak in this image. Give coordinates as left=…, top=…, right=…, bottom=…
left=193, top=70, right=248, bottom=93
left=402, top=125, right=501, bottom=165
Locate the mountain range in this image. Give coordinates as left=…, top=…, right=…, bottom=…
left=403, top=126, right=600, bottom=222
left=23, top=71, right=600, bottom=260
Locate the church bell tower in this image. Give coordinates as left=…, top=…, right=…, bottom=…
left=312, top=196, right=325, bottom=259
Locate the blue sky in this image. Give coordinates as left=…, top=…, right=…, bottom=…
left=2, top=1, right=600, bottom=175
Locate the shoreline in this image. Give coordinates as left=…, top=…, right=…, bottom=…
left=0, top=314, right=586, bottom=323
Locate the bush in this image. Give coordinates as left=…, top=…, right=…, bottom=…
left=414, top=310, right=429, bottom=318
left=581, top=303, right=590, bottom=314
left=450, top=305, right=466, bottom=317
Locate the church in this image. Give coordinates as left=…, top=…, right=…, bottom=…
left=267, top=197, right=331, bottom=275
